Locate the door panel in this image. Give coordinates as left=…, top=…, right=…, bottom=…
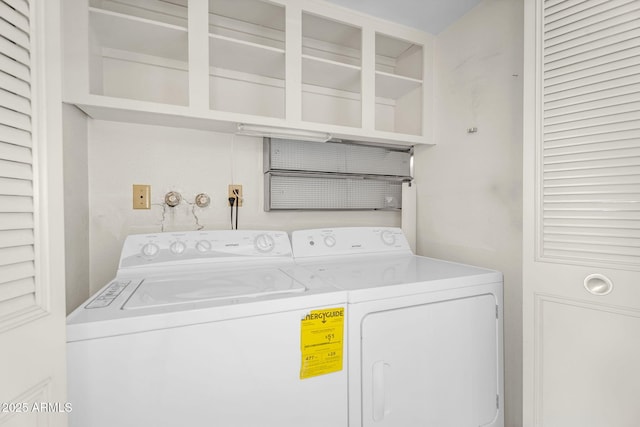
left=523, top=0, right=640, bottom=425
left=360, top=294, right=499, bottom=426
left=523, top=261, right=640, bottom=426
left=538, top=297, right=640, bottom=427
left=0, top=1, right=67, bottom=426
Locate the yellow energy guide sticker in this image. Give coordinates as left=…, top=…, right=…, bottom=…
left=300, top=307, right=344, bottom=379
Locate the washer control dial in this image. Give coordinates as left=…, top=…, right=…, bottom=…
left=195, top=240, right=211, bottom=253
left=380, top=230, right=396, bottom=246
left=324, top=235, right=337, bottom=247
left=254, top=234, right=275, bottom=253
left=141, top=243, right=159, bottom=258
left=170, top=241, right=186, bottom=255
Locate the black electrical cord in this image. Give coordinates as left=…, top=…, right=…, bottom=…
left=228, top=196, right=235, bottom=230
left=233, top=189, right=239, bottom=230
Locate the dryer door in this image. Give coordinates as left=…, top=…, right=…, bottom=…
left=361, top=294, right=499, bottom=426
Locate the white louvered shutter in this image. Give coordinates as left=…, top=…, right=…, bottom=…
left=0, top=0, right=37, bottom=317
left=541, top=0, right=640, bottom=269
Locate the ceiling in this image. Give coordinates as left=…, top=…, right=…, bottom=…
left=324, top=0, right=483, bottom=34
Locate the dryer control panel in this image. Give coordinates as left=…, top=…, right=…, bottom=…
left=292, top=227, right=412, bottom=258
left=119, top=230, right=292, bottom=269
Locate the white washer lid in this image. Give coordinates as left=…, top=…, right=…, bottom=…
left=123, top=267, right=305, bottom=310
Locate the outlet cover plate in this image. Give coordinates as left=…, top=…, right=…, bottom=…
left=133, top=184, right=151, bottom=209
left=228, top=184, right=243, bottom=207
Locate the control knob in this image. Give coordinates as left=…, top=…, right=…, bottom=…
left=323, top=235, right=337, bottom=247
left=254, top=234, right=275, bottom=253
left=170, top=241, right=186, bottom=255
left=141, top=243, right=159, bottom=258
left=196, top=240, right=212, bottom=253
left=380, top=230, right=396, bottom=246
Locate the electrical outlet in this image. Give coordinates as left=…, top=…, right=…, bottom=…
left=133, top=184, right=151, bottom=209
left=228, top=184, right=243, bottom=207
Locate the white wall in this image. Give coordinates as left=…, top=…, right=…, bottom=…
left=63, top=104, right=90, bottom=314
left=85, top=119, right=400, bottom=296
left=413, top=0, right=523, bottom=426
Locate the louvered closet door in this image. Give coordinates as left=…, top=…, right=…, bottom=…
left=523, top=1, right=640, bottom=426
left=0, top=0, right=35, bottom=315
left=0, top=0, right=67, bottom=424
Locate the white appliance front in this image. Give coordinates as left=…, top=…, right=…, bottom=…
left=67, top=230, right=348, bottom=427
left=291, top=227, right=504, bottom=427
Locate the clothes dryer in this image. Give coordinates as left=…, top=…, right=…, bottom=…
left=291, top=227, right=504, bottom=427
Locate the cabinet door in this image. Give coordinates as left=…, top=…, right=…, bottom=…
left=361, top=294, right=500, bottom=426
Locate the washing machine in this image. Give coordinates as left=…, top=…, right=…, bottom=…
left=291, top=227, right=504, bottom=427
left=67, top=230, right=348, bottom=427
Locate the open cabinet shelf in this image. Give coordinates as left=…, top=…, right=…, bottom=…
left=302, top=12, right=361, bottom=66
left=301, top=11, right=362, bottom=128
left=90, top=8, right=188, bottom=61
left=375, top=33, right=423, bottom=136
left=376, top=71, right=422, bottom=100
left=209, top=0, right=285, bottom=44
left=67, top=0, right=432, bottom=145
left=209, top=34, right=285, bottom=80
left=208, top=0, right=285, bottom=118
left=88, top=3, right=189, bottom=106
left=302, top=55, right=361, bottom=93
left=90, top=0, right=188, bottom=27
left=375, top=34, right=422, bottom=80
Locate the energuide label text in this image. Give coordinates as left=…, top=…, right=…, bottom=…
left=300, top=307, right=344, bottom=379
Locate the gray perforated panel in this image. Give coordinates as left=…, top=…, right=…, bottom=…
left=267, top=174, right=402, bottom=210
left=267, top=139, right=411, bottom=176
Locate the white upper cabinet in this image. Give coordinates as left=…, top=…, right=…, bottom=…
left=208, top=0, right=286, bottom=118
left=375, top=34, right=423, bottom=136
left=87, top=0, right=190, bottom=105
left=63, top=0, right=433, bottom=145
left=302, top=12, right=362, bottom=128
